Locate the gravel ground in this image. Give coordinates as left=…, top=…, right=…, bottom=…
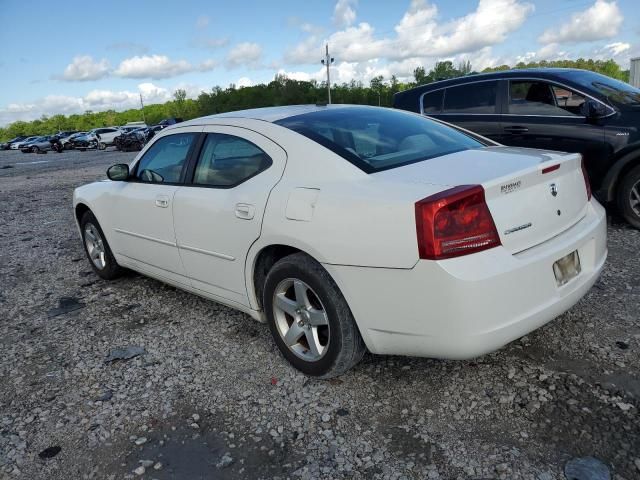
left=0, top=148, right=638, bottom=480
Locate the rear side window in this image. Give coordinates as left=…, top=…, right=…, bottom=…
left=508, top=81, right=585, bottom=116
left=192, top=134, right=272, bottom=187
left=422, top=90, right=443, bottom=114
left=443, top=81, right=498, bottom=114
left=275, top=106, right=485, bottom=173
left=134, top=132, right=197, bottom=183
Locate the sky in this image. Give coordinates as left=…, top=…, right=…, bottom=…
left=0, top=0, right=637, bottom=126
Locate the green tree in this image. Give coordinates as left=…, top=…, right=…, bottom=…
left=413, top=66, right=428, bottom=85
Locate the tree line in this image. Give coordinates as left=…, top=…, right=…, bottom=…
left=0, top=58, right=630, bottom=142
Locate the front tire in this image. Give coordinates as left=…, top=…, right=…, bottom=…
left=80, top=211, right=124, bottom=280
left=263, top=253, right=366, bottom=378
left=617, top=164, right=640, bottom=229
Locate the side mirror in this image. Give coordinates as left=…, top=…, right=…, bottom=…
left=107, top=164, right=129, bottom=181
left=581, top=99, right=609, bottom=119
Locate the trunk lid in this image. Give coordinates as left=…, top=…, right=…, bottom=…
left=374, top=146, right=589, bottom=254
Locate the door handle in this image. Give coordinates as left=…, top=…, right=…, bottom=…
left=235, top=203, right=255, bottom=220
left=155, top=195, right=169, bottom=208
left=504, top=126, right=529, bottom=134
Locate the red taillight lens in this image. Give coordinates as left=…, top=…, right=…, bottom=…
left=415, top=185, right=501, bottom=260
left=581, top=158, right=592, bottom=201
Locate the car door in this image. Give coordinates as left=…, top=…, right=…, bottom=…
left=107, top=130, right=200, bottom=286
left=99, top=128, right=118, bottom=144
left=500, top=79, right=607, bottom=171
left=424, top=80, right=503, bottom=142
left=172, top=126, right=286, bottom=307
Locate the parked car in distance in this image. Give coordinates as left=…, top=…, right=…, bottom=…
left=0, top=135, right=28, bottom=150
left=124, top=121, right=147, bottom=129
left=114, top=127, right=147, bottom=151
left=10, top=136, right=39, bottom=149
left=20, top=136, right=53, bottom=153
left=56, top=130, right=78, bottom=138
left=71, top=127, right=121, bottom=150
left=393, top=68, right=640, bottom=228
left=73, top=105, right=606, bottom=377
left=61, top=132, right=87, bottom=149
left=157, top=117, right=183, bottom=126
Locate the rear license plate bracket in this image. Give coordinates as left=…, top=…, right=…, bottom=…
left=553, top=250, right=581, bottom=286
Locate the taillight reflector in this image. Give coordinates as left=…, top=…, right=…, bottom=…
left=581, top=158, right=592, bottom=201
left=415, top=185, right=501, bottom=260
left=542, top=164, right=560, bottom=174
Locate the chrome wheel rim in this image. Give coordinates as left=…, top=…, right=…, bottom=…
left=273, top=278, right=330, bottom=362
left=630, top=179, right=640, bottom=217
left=84, top=223, right=107, bottom=269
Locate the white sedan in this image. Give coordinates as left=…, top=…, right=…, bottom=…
left=73, top=105, right=607, bottom=377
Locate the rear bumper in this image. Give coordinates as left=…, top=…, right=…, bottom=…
left=324, top=200, right=607, bottom=359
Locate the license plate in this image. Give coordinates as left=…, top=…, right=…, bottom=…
left=553, top=250, right=581, bottom=286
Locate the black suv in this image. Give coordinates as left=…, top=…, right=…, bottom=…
left=393, top=68, right=640, bottom=228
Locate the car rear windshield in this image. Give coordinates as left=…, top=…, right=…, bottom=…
left=275, top=106, right=486, bottom=173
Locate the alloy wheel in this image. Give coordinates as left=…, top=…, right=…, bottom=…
left=84, top=223, right=107, bottom=269
left=272, top=278, right=330, bottom=362
left=629, top=178, right=640, bottom=217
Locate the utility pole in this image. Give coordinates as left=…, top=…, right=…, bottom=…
left=139, top=93, right=146, bottom=124
left=320, top=44, right=334, bottom=104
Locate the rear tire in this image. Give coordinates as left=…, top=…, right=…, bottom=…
left=31, top=146, right=39, bottom=153
left=80, top=211, right=124, bottom=280
left=617, top=164, right=640, bottom=229
left=263, top=253, right=366, bottom=378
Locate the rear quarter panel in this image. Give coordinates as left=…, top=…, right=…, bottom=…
left=248, top=127, right=442, bottom=270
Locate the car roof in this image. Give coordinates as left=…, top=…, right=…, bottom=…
left=396, top=68, right=595, bottom=95
left=179, top=104, right=365, bottom=126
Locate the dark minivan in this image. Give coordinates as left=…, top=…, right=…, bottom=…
left=393, top=68, right=640, bottom=228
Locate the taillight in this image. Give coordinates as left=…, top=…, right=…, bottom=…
left=415, top=185, right=501, bottom=260
left=581, top=158, right=592, bottom=201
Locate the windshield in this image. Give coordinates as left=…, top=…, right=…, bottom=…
left=565, top=70, right=640, bottom=107
left=275, top=106, right=486, bottom=173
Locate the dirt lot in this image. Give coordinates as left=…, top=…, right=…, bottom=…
left=0, top=148, right=638, bottom=480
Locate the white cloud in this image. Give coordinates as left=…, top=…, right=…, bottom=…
left=60, top=55, right=110, bottom=81
left=285, top=0, right=534, bottom=65
left=114, top=55, right=213, bottom=79
left=196, top=15, right=210, bottom=29
left=172, top=82, right=209, bottom=98
left=0, top=83, right=177, bottom=126
left=226, top=42, right=263, bottom=68
left=237, top=77, right=253, bottom=88
left=536, top=43, right=564, bottom=59
left=333, top=0, right=357, bottom=28
left=589, top=41, right=635, bottom=64
left=197, top=59, right=218, bottom=71
left=604, top=42, right=630, bottom=56
left=280, top=59, right=398, bottom=85
left=539, top=0, right=623, bottom=44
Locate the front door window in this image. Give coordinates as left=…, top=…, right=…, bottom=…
left=508, top=81, right=586, bottom=116
left=134, top=133, right=197, bottom=183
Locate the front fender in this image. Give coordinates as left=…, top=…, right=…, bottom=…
left=72, top=181, right=113, bottom=236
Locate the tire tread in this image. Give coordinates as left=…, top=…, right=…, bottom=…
left=264, top=252, right=366, bottom=378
